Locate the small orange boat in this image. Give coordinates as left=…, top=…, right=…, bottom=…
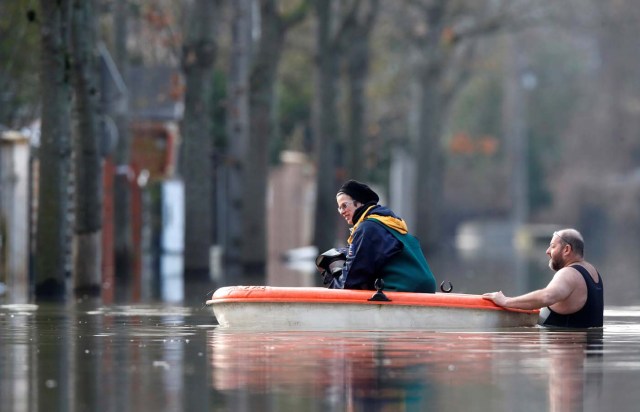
left=206, top=286, right=540, bottom=331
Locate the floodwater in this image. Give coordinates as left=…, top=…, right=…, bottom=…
left=1, top=302, right=640, bottom=412
left=2, top=234, right=640, bottom=411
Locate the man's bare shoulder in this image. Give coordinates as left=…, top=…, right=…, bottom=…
left=550, top=266, right=584, bottom=288
left=548, top=264, right=591, bottom=312
left=568, top=261, right=601, bottom=283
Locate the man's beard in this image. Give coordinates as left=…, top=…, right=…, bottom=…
left=549, top=255, right=564, bottom=271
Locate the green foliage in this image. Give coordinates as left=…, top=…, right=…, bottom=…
left=0, top=0, right=41, bottom=127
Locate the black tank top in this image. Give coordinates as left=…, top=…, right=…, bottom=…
left=541, top=264, right=604, bottom=328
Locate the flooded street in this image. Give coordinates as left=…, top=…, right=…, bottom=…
left=1, top=301, right=639, bottom=412
left=1, top=233, right=638, bottom=411
left=0, top=302, right=215, bottom=411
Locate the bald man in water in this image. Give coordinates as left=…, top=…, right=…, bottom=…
left=483, top=228, right=604, bottom=328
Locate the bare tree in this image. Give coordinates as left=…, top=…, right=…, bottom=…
left=343, top=0, right=380, bottom=181
left=410, top=0, right=449, bottom=251
left=181, top=0, right=217, bottom=279
left=553, top=0, right=640, bottom=232
left=0, top=1, right=41, bottom=126
left=402, top=0, right=511, bottom=250
left=112, top=0, right=134, bottom=285
left=35, top=0, right=73, bottom=301
left=225, top=0, right=252, bottom=281
left=242, top=0, right=309, bottom=279
left=312, top=0, right=363, bottom=254
left=69, top=0, right=103, bottom=296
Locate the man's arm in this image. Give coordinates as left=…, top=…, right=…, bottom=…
left=483, top=269, right=578, bottom=310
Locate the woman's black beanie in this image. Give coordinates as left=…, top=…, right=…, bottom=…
left=337, top=180, right=379, bottom=204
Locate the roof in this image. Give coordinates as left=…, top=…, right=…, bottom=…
left=127, top=66, right=184, bottom=121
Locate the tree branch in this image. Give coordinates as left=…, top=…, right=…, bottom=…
left=282, top=0, right=311, bottom=30
left=332, top=0, right=363, bottom=50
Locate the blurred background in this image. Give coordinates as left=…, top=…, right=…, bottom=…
left=1, top=0, right=639, bottom=305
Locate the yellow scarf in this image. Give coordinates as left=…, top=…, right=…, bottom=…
left=347, top=206, right=408, bottom=244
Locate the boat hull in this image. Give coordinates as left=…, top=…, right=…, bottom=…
left=207, top=286, right=540, bottom=331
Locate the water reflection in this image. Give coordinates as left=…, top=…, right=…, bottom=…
left=546, top=329, right=603, bottom=412
left=2, top=304, right=640, bottom=411
left=207, top=328, right=610, bottom=412
left=0, top=303, right=215, bottom=412
left=0, top=304, right=38, bottom=411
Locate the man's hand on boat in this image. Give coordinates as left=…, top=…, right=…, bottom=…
left=482, top=291, right=508, bottom=307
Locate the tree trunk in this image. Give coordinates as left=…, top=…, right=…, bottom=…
left=243, top=0, right=308, bottom=280
left=243, top=1, right=282, bottom=280
left=345, top=38, right=368, bottom=182
left=413, top=1, right=447, bottom=252
left=344, top=0, right=379, bottom=181
left=312, top=0, right=341, bottom=254
left=409, top=0, right=503, bottom=250
left=225, top=0, right=252, bottom=282
left=69, top=0, right=103, bottom=297
left=112, top=0, right=133, bottom=284
left=181, top=0, right=216, bottom=279
left=35, top=0, right=73, bottom=301
left=503, top=35, right=529, bottom=228
left=414, top=70, right=444, bottom=251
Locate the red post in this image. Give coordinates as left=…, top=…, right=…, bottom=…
left=102, top=159, right=115, bottom=303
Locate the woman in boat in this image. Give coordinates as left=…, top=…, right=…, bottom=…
left=325, top=179, right=437, bottom=293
